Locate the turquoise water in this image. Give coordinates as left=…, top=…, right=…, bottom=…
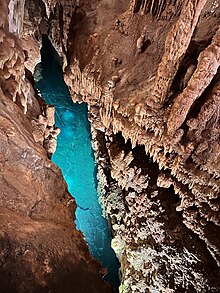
left=35, top=35, right=119, bottom=290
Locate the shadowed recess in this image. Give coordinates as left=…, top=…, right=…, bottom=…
left=35, top=35, right=120, bottom=291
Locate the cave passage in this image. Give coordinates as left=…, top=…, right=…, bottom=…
left=35, top=35, right=120, bottom=290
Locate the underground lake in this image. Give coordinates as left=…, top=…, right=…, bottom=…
left=35, top=35, right=120, bottom=290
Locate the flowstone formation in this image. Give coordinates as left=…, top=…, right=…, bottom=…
left=0, top=0, right=113, bottom=292
left=1, top=0, right=220, bottom=292
left=53, top=0, right=219, bottom=291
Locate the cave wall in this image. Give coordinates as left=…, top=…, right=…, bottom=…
left=1, top=0, right=219, bottom=291
left=0, top=0, right=112, bottom=292
left=51, top=0, right=220, bottom=291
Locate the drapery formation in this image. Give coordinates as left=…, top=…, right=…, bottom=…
left=130, top=0, right=184, bottom=19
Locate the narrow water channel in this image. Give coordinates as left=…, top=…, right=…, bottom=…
left=35, top=35, right=120, bottom=290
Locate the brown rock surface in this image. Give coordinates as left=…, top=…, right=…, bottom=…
left=0, top=0, right=112, bottom=292
left=60, top=0, right=220, bottom=291
left=1, top=0, right=220, bottom=291
left=0, top=208, right=111, bottom=293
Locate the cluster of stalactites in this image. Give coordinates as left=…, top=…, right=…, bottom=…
left=130, top=0, right=184, bottom=19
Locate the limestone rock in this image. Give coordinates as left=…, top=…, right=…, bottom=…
left=61, top=0, right=220, bottom=290
left=0, top=1, right=113, bottom=291
left=1, top=0, right=220, bottom=291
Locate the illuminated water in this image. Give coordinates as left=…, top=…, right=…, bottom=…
left=35, top=35, right=119, bottom=290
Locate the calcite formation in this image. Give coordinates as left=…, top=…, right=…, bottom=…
left=130, top=0, right=184, bottom=19
left=62, top=0, right=220, bottom=291
left=150, top=0, right=207, bottom=108
left=31, top=105, right=61, bottom=157
left=1, top=0, right=220, bottom=292
left=0, top=0, right=112, bottom=292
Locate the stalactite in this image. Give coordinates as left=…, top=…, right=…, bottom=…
left=167, top=26, right=220, bottom=134
left=61, top=0, right=220, bottom=289
left=130, top=0, right=184, bottom=18
left=148, top=0, right=207, bottom=108
left=157, top=0, right=165, bottom=18
left=189, top=80, right=220, bottom=177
